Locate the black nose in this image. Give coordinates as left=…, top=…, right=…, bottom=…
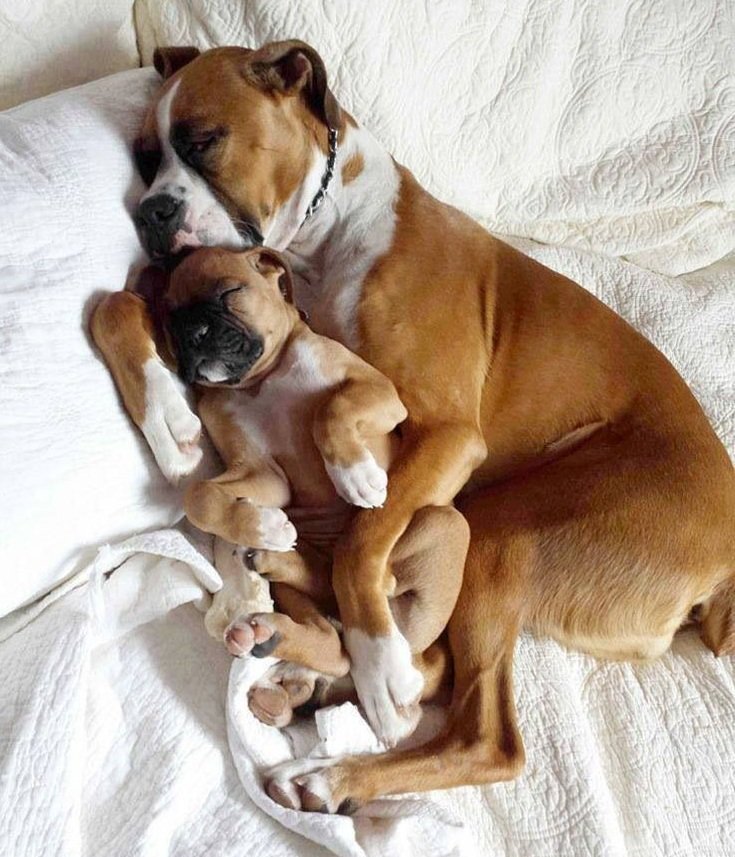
left=135, top=194, right=185, bottom=256
left=137, top=193, right=183, bottom=227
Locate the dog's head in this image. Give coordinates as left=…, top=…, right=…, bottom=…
left=133, top=41, right=342, bottom=261
left=164, top=246, right=297, bottom=387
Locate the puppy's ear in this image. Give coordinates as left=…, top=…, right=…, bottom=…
left=247, top=248, right=294, bottom=303
left=153, top=46, right=201, bottom=80
left=247, top=40, right=342, bottom=130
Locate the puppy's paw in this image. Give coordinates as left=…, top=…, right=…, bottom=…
left=248, top=662, right=323, bottom=727
left=344, top=626, right=423, bottom=748
left=141, top=359, right=202, bottom=483
left=224, top=613, right=281, bottom=658
left=255, top=507, right=297, bottom=551
left=325, top=454, right=388, bottom=508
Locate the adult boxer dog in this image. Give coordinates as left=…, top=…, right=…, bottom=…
left=158, top=244, right=466, bottom=733
left=92, top=41, right=735, bottom=812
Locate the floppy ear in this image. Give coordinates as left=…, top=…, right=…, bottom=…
left=248, top=40, right=342, bottom=129
left=153, top=46, right=201, bottom=80
left=247, top=248, right=294, bottom=303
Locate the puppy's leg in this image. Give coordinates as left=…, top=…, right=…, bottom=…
left=242, top=582, right=350, bottom=728
left=205, top=537, right=273, bottom=642
left=253, top=544, right=336, bottom=610
left=227, top=583, right=348, bottom=675
left=91, top=290, right=202, bottom=483
left=313, top=372, right=407, bottom=509
left=185, top=467, right=296, bottom=551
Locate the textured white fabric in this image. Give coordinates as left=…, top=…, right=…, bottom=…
left=0, top=69, right=216, bottom=617
left=0, top=0, right=139, bottom=109
left=1, top=524, right=734, bottom=857
left=136, top=0, right=735, bottom=275
left=0, top=528, right=325, bottom=857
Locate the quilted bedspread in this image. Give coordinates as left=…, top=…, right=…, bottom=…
left=1, top=0, right=734, bottom=855
left=137, top=0, right=735, bottom=277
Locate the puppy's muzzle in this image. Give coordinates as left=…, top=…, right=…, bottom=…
left=168, top=301, right=264, bottom=384
left=135, top=193, right=185, bottom=258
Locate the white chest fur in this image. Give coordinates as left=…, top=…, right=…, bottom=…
left=226, top=339, right=327, bottom=459
left=224, top=338, right=341, bottom=508
left=284, top=125, right=401, bottom=350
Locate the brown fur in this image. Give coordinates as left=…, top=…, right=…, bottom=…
left=341, top=151, right=364, bottom=185
left=164, top=248, right=467, bottom=687
left=92, top=42, right=735, bottom=811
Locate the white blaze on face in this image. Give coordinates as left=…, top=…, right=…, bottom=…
left=141, top=80, right=245, bottom=253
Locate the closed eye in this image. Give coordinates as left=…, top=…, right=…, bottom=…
left=219, top=285, right=245, bottom=304
left=172, top=123, right=227, bottom=170
left=188, top=135, right=217, bottom=155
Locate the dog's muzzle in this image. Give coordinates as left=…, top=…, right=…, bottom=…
left=168, top=301, right=264, bottom=385
left=134, top=193, right=186, bottom=259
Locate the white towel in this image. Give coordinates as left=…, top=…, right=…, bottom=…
left=227, top=656, right=478, bottom=857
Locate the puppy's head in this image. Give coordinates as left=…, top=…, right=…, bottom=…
left=164, top=246, right=296, bottom=386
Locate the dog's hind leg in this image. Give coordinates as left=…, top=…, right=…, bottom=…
left=700, top=576, right=735, bottom=656
left=264, top=508, right=529, bottom=811
left=227, top=583, right=349, bottom=676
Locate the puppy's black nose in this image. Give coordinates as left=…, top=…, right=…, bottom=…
left=137, top=193, right=184, bottom=228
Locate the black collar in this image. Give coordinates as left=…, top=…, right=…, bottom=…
left=301, top=127, right=338, bottom=226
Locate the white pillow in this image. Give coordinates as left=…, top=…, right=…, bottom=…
left=0, top=69, right=205, bottom=617
left=136, top=0, right=735, bottom=276
left=0, top=0, right=139, bottom=109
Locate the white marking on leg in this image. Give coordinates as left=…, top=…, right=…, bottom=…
left=325, top=453, right=388, bottom=508
left=205, top=538, right=273, bottom=641
left=344, top=626, right=424, bottom=748
left=141, top=358, right=202, bottom=483
left=254, top=506, right=297, bottom=551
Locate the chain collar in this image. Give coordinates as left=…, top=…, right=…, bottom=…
left=301, top=127, right=338, bottom=226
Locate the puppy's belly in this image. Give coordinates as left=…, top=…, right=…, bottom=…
left=287, top=504, right=354, bottom=554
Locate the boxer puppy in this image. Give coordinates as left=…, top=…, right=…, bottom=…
left=163, top=245, right=468, bottom=737
left=91, top=41, right=735, bottom=812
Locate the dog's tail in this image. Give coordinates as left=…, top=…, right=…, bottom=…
left=700, top=575, right=735, bottom=656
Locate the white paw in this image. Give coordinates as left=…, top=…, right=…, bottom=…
left=344, top=627, right=424, bottom=748
left=256, top=507, right=297, bottom=551
left=204, top=582, right=272, bottom=642
left=265, top=757, right=341, bottom=813
left=141, top=358, right=202, bottom=483
left=325, top=454, right=388, bottom=508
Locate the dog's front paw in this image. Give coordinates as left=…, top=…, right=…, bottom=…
left=141, top=359, right=202, bottom=483
left=325, top=454, right=388, bottom=508
left=344, top=626, right=423, bottom=748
